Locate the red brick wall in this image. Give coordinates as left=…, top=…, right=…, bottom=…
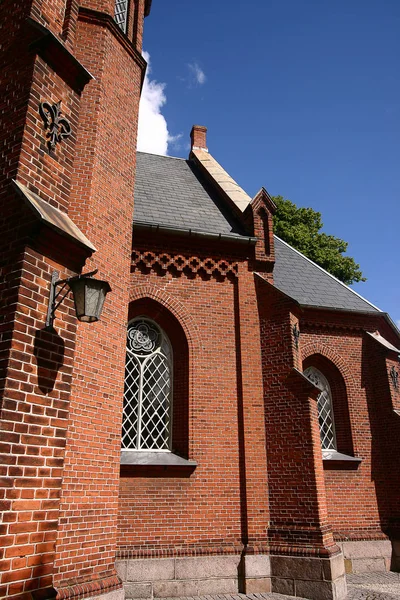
left=258, top=284, right=337, bottom=557
left=117, top=240, right=269, bottom=557
left=235, top=262, right=270, bottom=551
left=119, top=262, right=244, bottom=554
left=0, top=3, right=81, bottom=213
left=132, top=0, right=146, bottom=50
left=120, top=236, right=400, bottom=561
left=51, top=10, right=146, bottom=596
left=0, top=6, right=82, bottom=211
left=0, top=1, right=148, bottom=597
left=30, top=0, right=68, bottom=36
left=80, top=0, right=115, bottom=14
left=0, top=239, right=78, bottom=600
left=300, top=310, right=400, bottom=540
left=0, top=8, right=34, bottom=196
left=18, top=58, right=80, bottom=212
left=0, top=2, right=84, bottom=595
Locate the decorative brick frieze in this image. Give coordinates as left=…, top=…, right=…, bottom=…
left=132, top=249, right=239, bottom=279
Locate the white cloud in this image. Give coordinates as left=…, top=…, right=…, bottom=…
left=167, top=132, right=183, bottom=146
left=188, top=62, right=206, bottom=85
left=137, top=51, right=181, bottom=155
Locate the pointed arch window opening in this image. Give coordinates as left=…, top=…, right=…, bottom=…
left=122, top=318, right=173, bottom=451
left=304, top=366, right=337, bottom=451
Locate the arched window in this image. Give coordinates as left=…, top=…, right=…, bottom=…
left=114, top=0, right=129, bottom=32
left=304, top=366, right=337, bottom=450
left=122, top=318, right=173, bottom=451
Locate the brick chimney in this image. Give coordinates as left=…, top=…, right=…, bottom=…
left=190, top=124, right=208, bottom=151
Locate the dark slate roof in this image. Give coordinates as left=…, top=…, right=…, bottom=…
left=134, top=152, right=380, bottom=315
left=134, top=152, right=246, bottom=237
left=273, top=236, right=380, bottom=313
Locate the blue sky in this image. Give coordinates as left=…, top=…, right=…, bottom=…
left=138, top=0, right=400, bottom=324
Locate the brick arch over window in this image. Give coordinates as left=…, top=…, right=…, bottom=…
left=127, top=292, right=199, bottom=458
left=129, top=285, right=202, bottom=357
left=302, top=344, right=354, bottom=456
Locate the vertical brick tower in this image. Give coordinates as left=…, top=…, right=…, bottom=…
left=0, top=1, right=150, bottom=599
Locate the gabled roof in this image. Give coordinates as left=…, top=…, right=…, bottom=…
left=273, top=236, right=380, bottom=313
left=134, top=151, right=381, bottom=316
left=134, top=152, right=247, bottom=238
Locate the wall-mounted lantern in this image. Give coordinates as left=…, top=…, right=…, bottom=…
left=46, top=269, right=111, bottom=328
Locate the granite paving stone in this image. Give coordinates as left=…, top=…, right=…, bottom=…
left=161, top=572, right=400, bottom=600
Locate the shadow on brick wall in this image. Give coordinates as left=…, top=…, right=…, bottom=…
left=34, top=326, right=65, bottom=393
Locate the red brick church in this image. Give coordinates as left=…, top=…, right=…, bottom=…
left=1, top=2, right=399, bottom=600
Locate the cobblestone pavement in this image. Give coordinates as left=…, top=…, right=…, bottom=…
left=162, top=572, right=400, bottom=600
left=346, top=571, right=400, bottom=599
left=160, top=594, right=295, bottom=600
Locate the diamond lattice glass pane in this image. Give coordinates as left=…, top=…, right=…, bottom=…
left=114, top=0, right=128, bottom=32
left=122, top=319, right=172, bottom=451
left=318, top=390, right=335, bottom=449
left=140, top=354, right=171, bottom=449
left=304, top=367, right=337, bottom=450
left=122, top=353, right=140, bottom=448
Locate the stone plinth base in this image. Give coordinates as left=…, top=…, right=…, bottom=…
left=242, top=554, right=271, bottom=593
left=116, top=554, right=271, bottom=599
left=338, top=540, right=392, bottom=574
left=116, top=552, right=348, bottom=599
left=86, top=591, right=125, bottom=600
left=270, top=553, right=347, bottom=600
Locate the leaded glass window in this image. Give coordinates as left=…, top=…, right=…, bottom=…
left=304, top=367, right=337, bottom=450
left=122, top=319, right=173, bottom=450
left=114, top=0, right=128, bottom=32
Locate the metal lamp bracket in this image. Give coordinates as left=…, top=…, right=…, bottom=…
left=46, top=269, right=97, bottom=328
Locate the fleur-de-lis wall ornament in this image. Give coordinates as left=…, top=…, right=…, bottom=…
left=39, top=100, right=71, bottom=152
left=390, top=365, right=399, bottom=390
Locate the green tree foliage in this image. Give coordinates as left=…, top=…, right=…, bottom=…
left=272, top=196, right=366, bottom=285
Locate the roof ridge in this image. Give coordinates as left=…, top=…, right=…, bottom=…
left=273, top=234, right=382, bottom=313
left=190, top=148, right=251, bottom=214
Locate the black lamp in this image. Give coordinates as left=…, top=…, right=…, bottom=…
left=46, top=269, right=111, bottom=328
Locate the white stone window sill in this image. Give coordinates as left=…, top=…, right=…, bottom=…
left=120, top=450, right=196, bottom=467
left=120, top=451, right=197, bottom=477
left=322, top=450, right=362, bottom=470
